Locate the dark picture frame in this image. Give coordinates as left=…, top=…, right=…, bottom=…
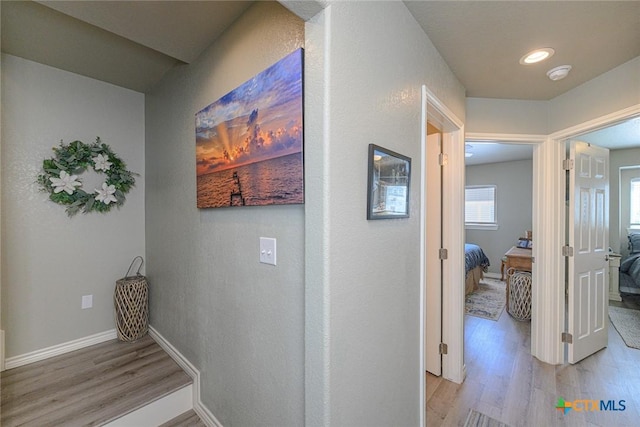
left=367, top=144, right=411, bottom=220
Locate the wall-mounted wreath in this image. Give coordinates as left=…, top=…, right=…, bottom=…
left=37, top=138, right=136, bottom=216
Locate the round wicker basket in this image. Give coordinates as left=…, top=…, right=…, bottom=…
left=507, top=269, right=532, bottom=321
left=114, top=257, right=149, bottom=342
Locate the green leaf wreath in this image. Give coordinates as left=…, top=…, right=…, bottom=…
left=37, top=138, right=137, bottom=216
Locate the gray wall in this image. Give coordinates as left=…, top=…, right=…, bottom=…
left=144, top=3, right=305, bottom=426
left=611, top=148, right=640, bottom=255
left=548, top=57, right=640, bottom=133
left=1, top=54, right=145, bottom=357
left=466, top=98, right=548, bottom=135
left=466, top=159, right=533, bottom=275
left=304, top=2, right=465, bottom=425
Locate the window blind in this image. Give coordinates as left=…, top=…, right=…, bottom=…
left=465, top=186, right=496, bottom=224
left=630, top=178, right=640, bottom=225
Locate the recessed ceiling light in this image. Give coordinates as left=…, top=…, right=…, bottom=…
left=547, top=65, right=572, bottom=81
left=519, top=48, right=555, bottom=65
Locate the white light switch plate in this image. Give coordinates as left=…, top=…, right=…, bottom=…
left=260, top=237, right=277, bottom=266
left=82, top=294, right=93, bottom=309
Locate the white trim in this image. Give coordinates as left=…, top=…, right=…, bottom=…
left=465, top=224, right=498, bottom=231
left=548, top=105, right=640, bottom=141
left=420, top=86, right=466, bottom=387
left=424, top=88, right=464, bottom=130
left=4, top=329, right=117, bottom=370
left=104, top=384, right=193, bottom=427
left=441, top=125, right=466, bottom=384
left=466, top=133, right=547, bottom=144
left=530, top=137, right=565, bottom=364
left=0, top=330, right=5, bottom=372
left=418, top=85, right=427, bottom=427
left=148, top=326, right=223, bottom=427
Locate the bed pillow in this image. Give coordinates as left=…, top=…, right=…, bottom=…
left=629, top=233, right=640, bottom=254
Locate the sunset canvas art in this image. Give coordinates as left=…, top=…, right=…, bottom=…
left=196, top=48, right=304, bottom=208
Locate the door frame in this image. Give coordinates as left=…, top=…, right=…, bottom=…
left=466, top=133, right=547, bottom=360
left=549, top=104, right=640, bottom=363
left=419, top=86, right=464, bottom=427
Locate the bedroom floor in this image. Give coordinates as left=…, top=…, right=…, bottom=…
left=426, top=295, right=640, bottom=426
left=610, top=292, right=640, bottom=310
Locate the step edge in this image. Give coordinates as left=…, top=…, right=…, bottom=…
left=103, top=383, right=193, bottom=427
left=148, top=326, right=223, bottom=427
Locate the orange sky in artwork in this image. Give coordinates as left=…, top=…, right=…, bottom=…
left=195, top=49, right=303, bottom=176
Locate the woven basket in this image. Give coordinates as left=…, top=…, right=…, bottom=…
left=507, top=269, right=532, bottom=321
left=114, top=256, right=149, bottom=342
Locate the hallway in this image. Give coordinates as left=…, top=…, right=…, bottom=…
left=427, top=308, right=640, bottom=426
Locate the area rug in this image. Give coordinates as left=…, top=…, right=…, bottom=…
left=609, top=306, right=640, bottom=350
left=463, top=409, right=510, bottom=427
left=465, top=278, right=506, bottom=321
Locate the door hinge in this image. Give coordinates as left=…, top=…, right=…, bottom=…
left=439, top=248, right=448, bottom=260
left=531, top=256, right=535, bottom=263
left=562, top=246, right=574, bottom=257
left=439, top=342, right=448, bottom=355
left=562, top=332, right=573, bottom=344
left=438, top=153, right=448, bottom=166
left=563, top=159, right=574, bottom=170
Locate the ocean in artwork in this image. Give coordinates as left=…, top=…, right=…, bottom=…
left=197, top=153, right=303, bottom=208
left=195, top=48, right=304, bottom=208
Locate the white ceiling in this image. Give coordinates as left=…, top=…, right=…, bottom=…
left=406, top=1, right=640, bottom=164
left=1, top=1, right=639, bottom=157
left=405, top=1, right=640, bottom=101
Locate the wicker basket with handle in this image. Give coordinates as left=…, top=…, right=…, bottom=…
left=507, top=268, right=532, bottom=321
left=114, top=256, right=148, bottom=342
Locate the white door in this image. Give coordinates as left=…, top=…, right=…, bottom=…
left=425, top=132, right=442, bottom=375
left=568, top=141, right=609, bottom=364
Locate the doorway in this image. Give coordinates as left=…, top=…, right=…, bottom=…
left=548, top=107, right=640, bottom=364
left=463, top=141, right=535, bottom=368
left=420, top=86, right=465, bottom=427
left=560, top=115, right=640, bottom=363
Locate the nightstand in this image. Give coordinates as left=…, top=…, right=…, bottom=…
left=608, top=253, right=622, bottom=302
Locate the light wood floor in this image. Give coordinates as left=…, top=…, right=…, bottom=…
left=160, top=409, right=207, bottom=427
left=427, top=302, right=640, bottom=427
left=1, top=335, right=195, bottom=426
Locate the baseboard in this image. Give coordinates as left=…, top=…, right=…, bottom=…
left=5, top=329, right=117, bottom=370
left=0, top=329, right=5, bottom=372
left=484, top=272, right=501, bottom=280
left=148, top=326, right=223, bottom=427
left=104, top=384, right=193, bottom=427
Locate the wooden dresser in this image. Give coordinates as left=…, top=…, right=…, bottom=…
left=504, top=246, right=532, bottom=273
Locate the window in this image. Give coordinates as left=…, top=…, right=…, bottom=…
left=630, top=178, right=640, bottom=226
left=465, top=185, right=497, bottom=228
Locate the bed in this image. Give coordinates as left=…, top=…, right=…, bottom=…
left=619, top=232, right=640, bottom=294
left=620, top=254, right=640, bottom=294
left=465, top=243, right=491, bottom=295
